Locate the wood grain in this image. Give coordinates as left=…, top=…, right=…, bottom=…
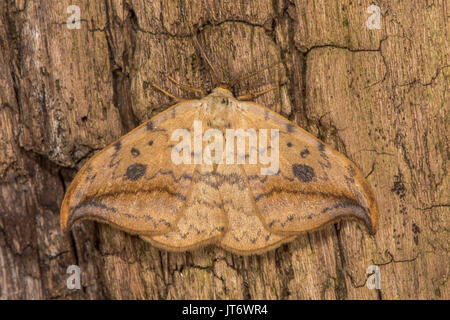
left=0, top=0, right=448, bottom=299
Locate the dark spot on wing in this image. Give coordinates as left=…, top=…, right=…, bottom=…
left=300, top=148, right=310, bottom=158
left=131, top=148, right=140, bottom=157
left=319, top=152, right=332, bottom=168
left=125, top=163, right=147, bottom=180
left=286, top=123, right=294, bottom=133
left=347, top=165, right=355, bottom=177
left=109, top=143, right=121, bottom=168
left=85, top=172, right=97, bottom=181
left=318, top=143, right=325, bottom=151
left=221, top=98, right=229, bottom=105
left=345, top=175, right=355, bottom=184
left=287, top=142, right=293, bottom=147
left=292, top=164, right=315, bottom=182
left=148, top=140, right=154, bottom=146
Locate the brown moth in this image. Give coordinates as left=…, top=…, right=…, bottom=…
left=61, top=85, right=378, bottom=255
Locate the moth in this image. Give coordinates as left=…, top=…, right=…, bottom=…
left=61, top=77, right=378, bottom=255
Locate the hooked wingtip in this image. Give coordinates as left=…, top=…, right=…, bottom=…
left=365, top=211, right=377, bottom=235
left=368, top=205, right=379, bottom=235
left=364, top=184, right=379, bottom=235
left=359, top=198, right=378, bottom=235
left=60, top=200, right=70, bottom=232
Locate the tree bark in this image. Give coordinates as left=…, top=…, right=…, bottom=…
left=0, top=0, right=448, bottom=299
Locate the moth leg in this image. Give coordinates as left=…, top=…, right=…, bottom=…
left=237, top=86, right=276, bottom=101
left=167, top=76, right=205, bottom=96
left=152, top=83, right=186, bottom=102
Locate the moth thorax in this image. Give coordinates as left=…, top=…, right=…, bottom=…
left=201, top=98, right=233, bottom=130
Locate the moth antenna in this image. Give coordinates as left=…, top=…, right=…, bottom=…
left=151, top=83, right=186, bottom=102
left=167, top=76, right=205, bottom=96
left=192, top=24, right=222, bottom=88
left=237, top=86, right=277, bottom=101
left=230, top=61, right=282, bottom=89
left=184, top=7, right=227, bottom=88
left=191, top=32, right=223, bottom=86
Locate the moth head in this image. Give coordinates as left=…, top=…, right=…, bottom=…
left=211, top=85, right=234, bottom=98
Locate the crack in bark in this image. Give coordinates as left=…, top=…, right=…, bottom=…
left=333, top=224, right=348, bottom=299
left=414, top=204, right=450, bottom=211
left=374, top=250, right=419, bottom=266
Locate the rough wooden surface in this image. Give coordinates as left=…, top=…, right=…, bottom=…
left=0, top=0, right=448, bottom=299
